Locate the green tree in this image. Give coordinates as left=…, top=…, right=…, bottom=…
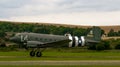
left=118, top=30, right=120, bottom=36
left=0, top=31, right=6, bottom=38
left=101, top=29, right=105, bottom=36
left=115, top=40, right=120, bottom=49
left=108, top=29, right=115, bottom=37
left=96, top=44, right=105, bottom=51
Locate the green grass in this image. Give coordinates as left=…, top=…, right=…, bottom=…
left=0, top=49, right=120, bottom=66
left=0, top=49, right=120, bottom=61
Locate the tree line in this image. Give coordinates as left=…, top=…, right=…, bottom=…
left=108, top=29, right=120, bottom=37
left=1, top=21, right=120, bottom=38
left=0, top=21, right=96, bottom=37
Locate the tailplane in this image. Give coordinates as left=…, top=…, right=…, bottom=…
left=87, top=26, right=101, bottom=41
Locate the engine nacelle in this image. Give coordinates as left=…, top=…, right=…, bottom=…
left=68, top=35, right=86, bottom=47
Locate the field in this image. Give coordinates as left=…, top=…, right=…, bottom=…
left=1, top=65, right=120, bottom=67
left=0, top=48, right=120, bottom=67
left=1, top=50, right=120, bottom=61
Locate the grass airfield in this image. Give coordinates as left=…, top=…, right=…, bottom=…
left=0, top=48, right=120, bottom=67
left=1, top=51, right=120, bottom=61
left=1, top=65, right=120, bottom=67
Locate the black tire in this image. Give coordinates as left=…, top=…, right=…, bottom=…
left=36, top=52, right=42, bottom=57
left=30, top=51, right=35, bottom=57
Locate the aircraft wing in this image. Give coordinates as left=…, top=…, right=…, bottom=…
left=86, top=39, right=100, bottom=43
left=26, top=39, right=71, bottom=48
left=45, top=39, right=71, bottom=47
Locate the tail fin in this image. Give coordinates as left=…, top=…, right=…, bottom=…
left=87, top=26, right=101, bottom=41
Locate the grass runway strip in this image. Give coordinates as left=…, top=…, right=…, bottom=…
left=0, top=50, right=120, bottom=66
left=0, top=65, right=120, bottom=67
left=0, top=60, right=120, bottom=65
left=0, top=51, right=120, bottom=61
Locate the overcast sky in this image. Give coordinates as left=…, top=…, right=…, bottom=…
left=0, top=0, right=120, bottom=26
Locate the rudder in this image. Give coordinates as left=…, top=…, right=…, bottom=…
left=87, top=26, right=101, bottom=41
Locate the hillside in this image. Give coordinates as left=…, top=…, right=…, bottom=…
left=100, top=26, right=120, bottom=34
left=0, top=20, right=120, bottom=34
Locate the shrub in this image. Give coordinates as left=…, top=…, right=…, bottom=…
left=0, top=42, right=6, bottom=47
left=115, top=44, right=120, bottom=49
left=87, top=40, right=111, bottom=51
left=115, top=41, right=120, bottom=49
left=87, top=44, right=96, bottom=50
left=96, top=44, right=105, bottom=51
left=102, top=41, right=111, bottom=50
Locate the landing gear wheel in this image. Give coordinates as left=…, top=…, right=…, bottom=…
left=36, top=52, right=42, bottom=57
left=30, top=51, right=35, bottom=57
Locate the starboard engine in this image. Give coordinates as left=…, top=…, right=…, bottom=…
left=66, top=34, right=86, bottom=47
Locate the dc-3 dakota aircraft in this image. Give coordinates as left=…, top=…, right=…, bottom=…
left=10, top=27, right=101, bottom=57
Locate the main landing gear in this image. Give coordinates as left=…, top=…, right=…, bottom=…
left=30, top=51, right=42, bottom=57
left=30, top=48, right=44, bottom=57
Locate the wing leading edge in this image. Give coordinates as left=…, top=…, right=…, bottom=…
left=26, top=39, right=71, bottom=48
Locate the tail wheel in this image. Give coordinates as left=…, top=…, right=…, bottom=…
left=36, top=51, right=42, bottom=57
left=30, top=51, right=35, bottom=57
